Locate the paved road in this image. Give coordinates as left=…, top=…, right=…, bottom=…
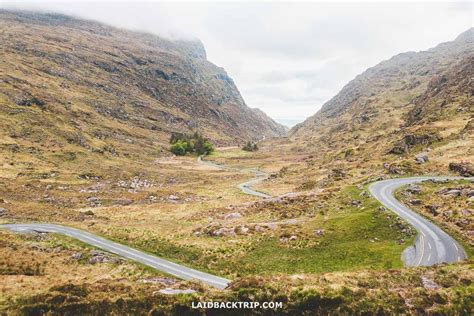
left=369, top=176, right=469, bottom=266
left=1, top=176, right=468, bottom=289
left=0, top=223, right=230, bottom=289
left=198, top=156, right=271, bottom=198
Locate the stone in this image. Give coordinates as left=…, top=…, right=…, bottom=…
left=414, top=152, right=429, bottom=164
left=140, top=278, right=176, bottom=285
left=314, top=229, right=325, bottom=236
left=406, top=184, right=422, bottom=195
left=212, top=227, right=235, bottom=237
left=426, top=205, right=440, bottom=216
left=168, top=195, right=179, bottom=201
left=409, top=199, right=422, bottom=205
left=224, top=212, right=242, bottom=220
left=421, top=276, right=439, bottom=290
left=449, top=162, right=474, bottom=176
left=71, top=252, right=83, bottom=260
left=289, top=235, right=298, bottom=241
left=157, top=288, right=196, bottom=295
left=0, top=208, right=8, bottom=216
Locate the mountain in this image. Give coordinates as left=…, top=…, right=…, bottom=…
left=0, top=10, right=286, bottom=159
left=290, top=28, right=473, bottom=177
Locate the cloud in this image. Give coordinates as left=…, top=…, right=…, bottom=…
left=2, top=1, right=472, bottom=126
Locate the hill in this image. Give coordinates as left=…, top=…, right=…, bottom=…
left=0, top=10, right=286, bottom=163
left=287, top=28, right=473, bottom=182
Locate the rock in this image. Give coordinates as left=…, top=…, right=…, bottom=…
left=212, top=227, right=235, bottom=237
left=289, top=235, right=298, bottom=241
left=84, top=210, right=95, bottom=216
left=236, top=225, right=249, bottom=235
left=421, top=276, right=439, bottom=290
left=114, top=198, right=133, bottom=206
left=389, top=133, right=440, bottom=154
left=462, top=188, right=474, bottom=197
left=351, top=200, right=362, bottom=207
left=449, top=162, right=474, bottom=176
left=88, top=250, right=120, bottom=264
left=157, top=288, right=196, bottom=295
left=460, top=209, right=471, bottom=216
left=426, top=205, right=440, bottom=216
left=87, top=196, right=101, bottom=207
left=0, top=208, right=9, bottom=216
left=168, top=195, right=179, bottom=201
left=443, top=210, right=453, bottom=218
left=442, top=189, right=462, bottom=197
left=409, top=199, right=422, bottom=205
left=414, top=152, right=429, bottom=164
left=314, top=229, right=325, bottom=236
left=406, top=184, right=422, bottom=195
left=140, top=278, right=176, bottom=286
left=71, top=252, right=83, bottom=260
left=224, top=212, right=242, bottom=220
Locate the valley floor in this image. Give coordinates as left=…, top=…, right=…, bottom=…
left=0, top=143, right=472, bottom=314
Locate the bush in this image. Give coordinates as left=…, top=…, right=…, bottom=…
left=169, top=132, right=213, bottom=156
left=170, top=140, right=188, bottom=156
left=242, top=141, right=258, bottom=152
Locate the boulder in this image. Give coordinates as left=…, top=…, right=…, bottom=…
left=414, top=152, right=429, bottom=164
left=449, top=162, right=474, bottom=176
left=0, top=207, right=8, bottom=216
left=406, top=184, right=422, bottom=195
left=158, top=288, right=196, bottom=295
left=224, top=212, right=242, bottom=220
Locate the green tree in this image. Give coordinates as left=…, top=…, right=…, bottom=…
left=170, top=140, right=188, bottom=156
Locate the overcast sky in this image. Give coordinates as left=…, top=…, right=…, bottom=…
left=2, top=1, right=473, bottom=126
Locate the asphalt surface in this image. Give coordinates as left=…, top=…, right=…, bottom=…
left=369, top=176, right=469, bottom=266
left=198, top=156, right=271, bottom=198
left=0, top=223, right=230, bottom=289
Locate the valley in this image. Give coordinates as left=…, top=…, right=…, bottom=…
left=0, top=9, right=472, bottom=315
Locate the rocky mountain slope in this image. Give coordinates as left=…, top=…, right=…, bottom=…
left=0, top=10, right=285, bottom=158
left=290, top=28, right=473, bottom=178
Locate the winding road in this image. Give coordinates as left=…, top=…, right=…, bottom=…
left=198, top=155, right=271, bottom=198
left=1, top=223, right=230, bottom=289
left=1, top=171, right=469, bottom=288
left=369, top=176, right=469, bottom=266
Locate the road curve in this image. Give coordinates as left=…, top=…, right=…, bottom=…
left=0, top=223, right=230, bottom=289
left=198, top=156, right=271, bottom=198
left=369, top=176, right=469, bottom=266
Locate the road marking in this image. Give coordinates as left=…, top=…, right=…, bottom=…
left=458, top=256, right=461, bottom=261
left=416, top=235, right=425, bottom=266
left=453, top=242, right=459, bottom=251
left=428, top=243, right=432, bottom=250
left=427, top=253, right=431, bottom=263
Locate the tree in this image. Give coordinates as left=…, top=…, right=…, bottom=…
left=242, top=141, right=258, bottom=152
left=170, top=140, right=188, bottom=156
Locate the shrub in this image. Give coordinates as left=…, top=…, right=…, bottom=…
left=242, top=141, right=258, bottom=152
left=170, top=140, right=188, bottom=156
left=169, top=132, right=213, bottom=155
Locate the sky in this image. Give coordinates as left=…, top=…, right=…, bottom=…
left=2, top=1, right=473, bottom=127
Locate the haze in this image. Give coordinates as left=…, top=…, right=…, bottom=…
left=2, top=0, right=472, bottom=126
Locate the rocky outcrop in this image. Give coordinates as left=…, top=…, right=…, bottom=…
left=449, top=162, right=474, bottom=177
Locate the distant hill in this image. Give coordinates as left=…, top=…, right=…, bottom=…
left=290, top=28, right=473, bottom=177
left=0, top=10, right=286, bottom=162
